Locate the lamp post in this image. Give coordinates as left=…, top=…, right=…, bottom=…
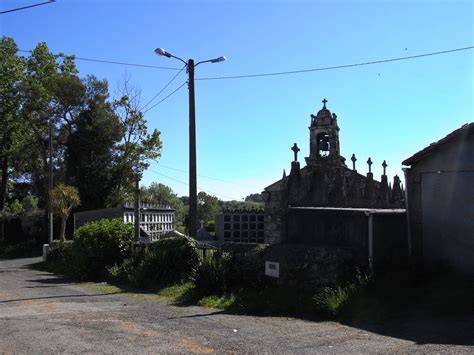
left=154, top=48, right=225, bottom=239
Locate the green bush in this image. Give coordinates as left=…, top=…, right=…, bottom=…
left=111, top=236, right=200, bottom=289
left=193, top=253, right=232, bottom=296
left=0, top=239, right=42, bottom=259
left=70, top=219, right=134, bottom=280
left=45, top=241, right=74, bottom=272
left=313, top=286, right=352, bottom=317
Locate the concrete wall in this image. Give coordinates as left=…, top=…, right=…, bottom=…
left=74, top=207, right=123, bottom=230
left=405, top=131, right=474, bottom=274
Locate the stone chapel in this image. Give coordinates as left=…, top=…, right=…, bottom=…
left=263, top=99, right=405, bottom=244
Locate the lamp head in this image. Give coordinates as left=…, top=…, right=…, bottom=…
left=211, top=56, right=226, bottom=63
left=154, top=48, right=171, bottom=58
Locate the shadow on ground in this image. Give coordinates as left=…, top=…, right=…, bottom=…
left=339, top=269, right=474, bottom=346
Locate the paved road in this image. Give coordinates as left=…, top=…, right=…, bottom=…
left=0, top=258, right=472, bottom=353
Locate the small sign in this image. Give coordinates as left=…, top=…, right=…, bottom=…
left=265, top=261, right=280, bottom=278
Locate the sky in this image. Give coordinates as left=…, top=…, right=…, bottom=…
left=1, top=0, right=473, bottom=201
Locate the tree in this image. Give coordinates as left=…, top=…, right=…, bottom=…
left=65, top=76, right=123, bottom=210
left=197, top=191, right=220, bottom=226
left=0, top=37, right=28, bottom=210
left=51, top=184, right=80, bottom=242
left=110, top=79, right=162, bottom=204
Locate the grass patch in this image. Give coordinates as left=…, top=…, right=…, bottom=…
left=198, top=294, right=236, bottom=309
left=157, top=283, right=195, bottom=302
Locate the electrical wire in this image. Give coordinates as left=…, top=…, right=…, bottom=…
left=140, top=66, right=186, bottom=111
left=157, top=163, right=261, bottom=189
left=195, top=46, right=474, bottom=81
left=18, top=49, right=182, bottom=71
left=1, top=0, right=55, bottom=14
left=148, top=169, right=242, bottom=201
left=143, top=81, right=187, bottom=113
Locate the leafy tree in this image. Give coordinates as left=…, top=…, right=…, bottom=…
left=20, top=41, right=80, bottom=208
left=51, top=184, right=80, bottom=242
left=197, top=191, right=220, bottom=226
left=65, top=76, right=123, bottom=210
left=0, top=37, right=28, bottom=210
left=111, top=80, right=162, bottom=203
left=21, top=195, right=40, bottom=215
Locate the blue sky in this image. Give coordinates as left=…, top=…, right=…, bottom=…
left=2, top=0, right=473, bottom=200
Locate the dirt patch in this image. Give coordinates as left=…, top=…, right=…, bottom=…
left=175, top=338, right=214, bottom=354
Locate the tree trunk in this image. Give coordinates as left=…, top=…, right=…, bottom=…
left=60, top=217, right=66, bottom=242
left=0, top=155, right=9, bottom=211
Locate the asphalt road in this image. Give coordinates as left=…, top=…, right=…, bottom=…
left=0, top=257, right=472, bottom=354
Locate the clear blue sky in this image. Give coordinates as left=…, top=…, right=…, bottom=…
left=2, top=0, right=473, bottom=200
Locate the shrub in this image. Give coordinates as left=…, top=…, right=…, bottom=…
left=111, top=236, right=200, bottom=289
left=70, top=219, right=134, bottom=280
left=0, top=239, right=42, bottom=259
left=313, top=286, right=352, bottom=317
left=45, top=241, right=74, bottom=272
left=193, top=253, right=232, bottom=296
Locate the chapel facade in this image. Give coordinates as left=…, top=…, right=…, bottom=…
left=263, top=99, right=405, bottom=244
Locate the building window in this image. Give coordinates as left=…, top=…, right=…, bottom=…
left=242, top=215, right=248, bottom=222
left=224, top=215, right=231, bottom=222
left=250, top=215, right=256, bottom=222
left=224, top=223, right=231, bottom=230
left=257, top=215, right=264, bottom=222
left=233, top=215, right=240, bottom=222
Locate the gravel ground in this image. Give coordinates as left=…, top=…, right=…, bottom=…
left=0, top=257, right=472, bottom=354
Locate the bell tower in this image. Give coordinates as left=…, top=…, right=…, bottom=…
left=305, top=98, right=344, bottom=167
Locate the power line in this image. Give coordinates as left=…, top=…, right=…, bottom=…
left=195, top=46, right=474, bottom=81
left=1, top=0, right=55, bottom=14
left=148, top=169, right=241, bottom=201
left=18, top=49, right=182, bottom=71
left=143, top=81, right=187, bottom=113
left=157, top=163, right=261, bottom=189
left=140, top=66, right=186, bottom=111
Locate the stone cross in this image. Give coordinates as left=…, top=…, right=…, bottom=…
left=291, top=143, right=300, bottom=162
left=367, top=157, right=373, bottom=173
left=351, top=154, right=357, bottom=171
left=382, top=160, right=388, bottom=175
left=322, top=98, right=328, bottom=108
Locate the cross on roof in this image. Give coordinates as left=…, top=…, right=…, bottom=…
left=382, top=160, right=388, bottom=175
left=322, top=98, right=328, bottom=108
left=351, top=154, right=357, bottom=170
left=291, top=143, right=300, bottom=162
left=367, top=157, right=373, bottom=173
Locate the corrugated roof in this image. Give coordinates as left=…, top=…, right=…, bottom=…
left=402, top=123, right=474, bottom=166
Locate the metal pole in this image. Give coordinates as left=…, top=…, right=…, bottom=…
left=48, top=121, right=53, bottom=243
left=188, top=59, right=197, bottom=239
left=134, top=175, right=141, bottom=241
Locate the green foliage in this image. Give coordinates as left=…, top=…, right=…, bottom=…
left=5, top=199, right=24, bottom=214
left=21, top=195, right=40, bottom=215
left=313, top=286, right=352, bottom=317
left=193, top=254, right=232, bottom=296
left=109, top=237, right=199, bottom=289
left=197, top=191, right=220, bottom=226
left=141, top=183, right=186, bottom=229
left=45, top=240, right=74, bottom=272
left=70, top=219, right=134, bottom=280
left=0, top=239, right=41, bottom=259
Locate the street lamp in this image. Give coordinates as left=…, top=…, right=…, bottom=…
left=155, top=48, right=225, bottom=239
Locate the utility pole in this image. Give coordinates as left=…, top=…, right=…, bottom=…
left=154, top=48, right=225, bottom=240
left=187, top=59, right=197, bottom=239
left=48, top=121, right=53, bottom=243
left=134, top=174, right=140, bottom=241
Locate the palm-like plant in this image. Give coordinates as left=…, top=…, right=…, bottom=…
left=51, top=184, right=80, bottom=242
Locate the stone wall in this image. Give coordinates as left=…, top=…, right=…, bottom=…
left=218, top=242, right=359, bottom=291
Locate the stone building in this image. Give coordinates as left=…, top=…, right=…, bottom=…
left=403, top=123, right=474, bottom=274
left=74, top=202, right=175, bottom=242
left=263, top=99, right=405, bottom=245
left=215, top=207, right=265, bottom=243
